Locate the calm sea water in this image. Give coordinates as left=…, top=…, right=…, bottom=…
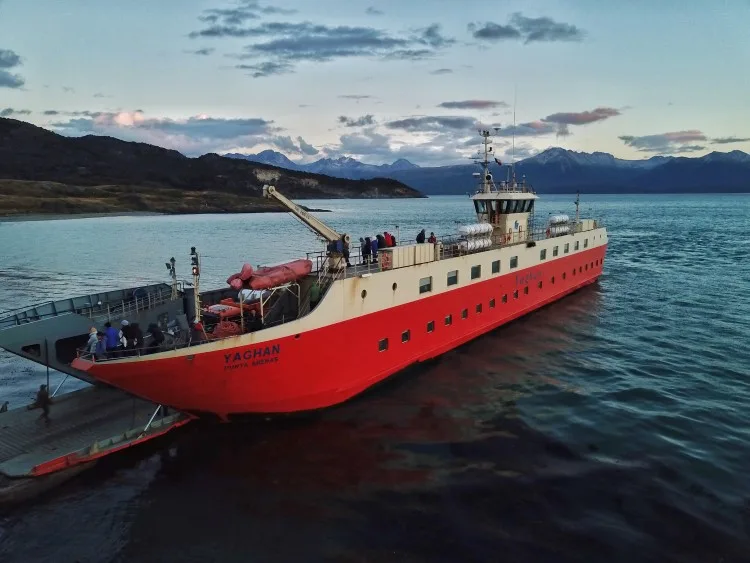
left=0, top=194, right=749, bottom=562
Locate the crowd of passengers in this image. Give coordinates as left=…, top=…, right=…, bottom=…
left=334, top=229, right=438, bottom=267
left=83, top=319, right=166, bottom=360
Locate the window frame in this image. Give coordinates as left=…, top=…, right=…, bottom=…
left=419, top=276, right=433, bottom=294
left=447, top=270, right=459, bottom=286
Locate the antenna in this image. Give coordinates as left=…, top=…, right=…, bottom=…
left=511, top=85, right=517, bottom=185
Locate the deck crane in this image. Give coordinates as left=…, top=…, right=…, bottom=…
left=262, top=184, right=350, bottom=269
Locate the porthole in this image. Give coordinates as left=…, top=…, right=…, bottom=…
left=361, top=290, right=367, bottom=299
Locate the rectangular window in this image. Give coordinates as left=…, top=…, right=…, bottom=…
left=426, top=320, right=435, bottom=333
left=461, top=308, right=468, bottom=319
left=489, top=298, right=495, bottom=308
left=445, top=314, right=452, bottom=326
left=563, top=272, right=567, bottom=280
left=476, top=303, right=482, bottom=313
left=510, top=256, right=518, bottom=268
left=447, top=270, right=458, bottom=286
left=502, top=294, right=508, bottom=303
left=564, top=243, right=570, bottom=254
left=524, top=286, right=529, bottom=295
left=378, top=338, right=388, bottom=352
left=540, top=249, right=547, bottom=260
left=513, top=290, right=519, bottom=299
left=538, top=281, right=543, bottom=289
left=471, top=265, right=481, bottom=279
left=584, top=238, right=589, bottom=248
left=553, top=246, right=559, bottom=257
left=402, top=330, right=410, bottom=343
left=575, top=240, right=580, bottom=251
left=419, top=276, right=432, bottom=294
left=491, top=260, right=500, bottom=274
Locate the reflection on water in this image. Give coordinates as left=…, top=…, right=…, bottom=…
left=1, top=195, right=750, bottom=562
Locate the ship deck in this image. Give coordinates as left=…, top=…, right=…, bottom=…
left=0, top=385, right=190, bottom=478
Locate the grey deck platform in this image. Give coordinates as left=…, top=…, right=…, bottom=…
left=0, top=386, right=189, bottom=478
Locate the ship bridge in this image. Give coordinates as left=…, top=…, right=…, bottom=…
left=469, top=128, right=539, bottom=243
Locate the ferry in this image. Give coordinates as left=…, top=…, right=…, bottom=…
left=0, top=130, right=608, bottom=421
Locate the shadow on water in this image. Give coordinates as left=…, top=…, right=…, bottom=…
left=1, top=285, right=749, bottom=562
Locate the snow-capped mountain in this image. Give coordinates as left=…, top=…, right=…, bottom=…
left=222, top=147, right=750, bottom=194
left=224, top=150, right=419, bottom=180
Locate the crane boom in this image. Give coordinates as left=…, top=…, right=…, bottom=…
left=262, top=185, right=349, bottom=245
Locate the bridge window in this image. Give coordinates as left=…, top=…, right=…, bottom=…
left=426, top=321, right=435, bottom=333
left=490, top=298, right=495, bottom=308
left=447, top=270, right=458, bottom=286
left=461, top=308, right=468, bottom=319
left=378, top=338, right=388, bottom=352
left=564, top=243, right=570, bottom=253
left=419, top=276, right=432, bottom=294
left=575, top=241, right=580, bottom=251
left=402, top=330, right=411, bottom=343
left=584, top=238, right=589, bottom=248
left=553, top=246, right=559, bottom=257
left=471, top=265, right=481, bottom=279
left=540, top=249, right=547, bottom=260
left=510, top=256, right=518, bottom=268
left=445, top=314, right=452, bottom=326
left=492, top=260, right=500, bottom=274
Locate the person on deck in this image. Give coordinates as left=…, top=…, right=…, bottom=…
left=416, top=229, right=426, bottom=243
left=361, top=237, right=372, bottom=264
left=95, top=332, right=107, bottom=360
left=147, top=323, right=165, bottom=353
left=370, top=236, right=379, bottom=264
left=376, top=233, right=386, bottom=250
left=428, top=232, right=437, bottom=244
left=86, top=326, right=98, bottom=355
left=342, top=239, right=352, bottom=267
left=120, top=320, right=134, bottom=348
left=104, top=322, right=120, bottom=356
left=383, top=232, right=393, bottom=247
left=190, top=318, right=207, bottom=343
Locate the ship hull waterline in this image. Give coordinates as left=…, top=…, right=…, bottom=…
left=70, top=245, right=606, bottom=420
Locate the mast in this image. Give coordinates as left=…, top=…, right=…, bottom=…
left=575, top=191, right=580, bottom=223
left=473, top=128, right=495, bottom=193
left=511, top=85, right=517, bottom=186
left=190, top=247, right=201, bottom=322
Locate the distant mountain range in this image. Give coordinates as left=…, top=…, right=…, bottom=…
left=226, top=147, right=750, bottom=194
left=224, top=150, right=419, bottom=177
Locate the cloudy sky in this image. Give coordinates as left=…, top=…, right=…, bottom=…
left=1, top=0, right=748, bottom=165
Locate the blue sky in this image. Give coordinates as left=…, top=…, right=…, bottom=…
left=1, top=0, right=748, bottom=165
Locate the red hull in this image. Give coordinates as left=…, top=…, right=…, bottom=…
left=73, top=246, right=606, bottom=419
